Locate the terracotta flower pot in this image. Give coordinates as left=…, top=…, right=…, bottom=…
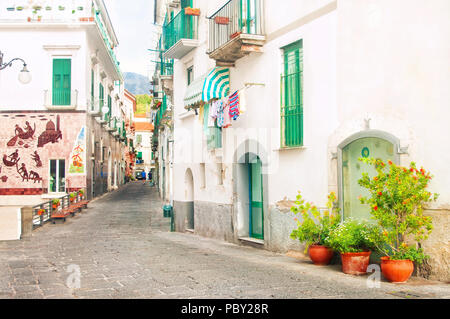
left=308, top=245, right=334, bottom=266
left=340, top=251, right=371, bottom=275
left=381, top=257, right=414, bottom=283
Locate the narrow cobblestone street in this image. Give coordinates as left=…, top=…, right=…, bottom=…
left=0, top=183, right=448, bottom=299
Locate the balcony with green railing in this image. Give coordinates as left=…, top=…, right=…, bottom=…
left=207, top=0, right=265, bottom=66
left=162, top=9, right=199, bottom=59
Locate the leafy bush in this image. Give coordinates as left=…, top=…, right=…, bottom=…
left=358, top=158, right=438, bottom=263
left=290, top=192, right=340, bottom=252
left=327, top=218, right=380, bottom=253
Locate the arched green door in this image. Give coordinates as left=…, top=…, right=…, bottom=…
left=249, top=157, right=264, bottom=239
left=342, top=137, right=395, bottom=220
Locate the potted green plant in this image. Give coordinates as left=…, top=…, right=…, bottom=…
left=52, top=198, right=60, bottom=209
left=358, top=158, right=438, bottom=282
left=78, top=189, right=84, bottom=199
left=16, top=6, right=24, bottom=11
left=290, top=191, right=340, bottom=265
left=69, top=192, right=76, bottom=202
left=327, top=218, right=380, bottom=275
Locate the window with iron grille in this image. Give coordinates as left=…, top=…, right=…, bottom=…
left=280, top=40, right=303, bottom=148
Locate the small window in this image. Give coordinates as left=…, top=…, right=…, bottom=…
left=187, top=66, right=193, bottom=85
left=49, top=160, right=66, bottom=193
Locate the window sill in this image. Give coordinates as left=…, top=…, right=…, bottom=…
left=41, top=193, right=67, bottom=199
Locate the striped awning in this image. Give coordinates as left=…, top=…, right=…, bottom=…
left=202, top=67, right=230, bottom=102
left=184, top=73, right=208, bottom=107
left=184, top=67, right=230, bottom=107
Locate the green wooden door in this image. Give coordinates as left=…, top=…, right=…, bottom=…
left=282, top=40, right=303, bottom=147
left=249, top=157, right=264, bottom=239
left=52, top=59, right=71, bottom=106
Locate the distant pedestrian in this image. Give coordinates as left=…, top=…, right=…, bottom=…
left=141, top=170, right=146, bottom=184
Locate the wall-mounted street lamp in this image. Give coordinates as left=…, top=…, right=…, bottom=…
left=0, top=50, right=32, bottom=84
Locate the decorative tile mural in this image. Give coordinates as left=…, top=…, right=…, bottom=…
left=0, top=112, right=87, bottom=193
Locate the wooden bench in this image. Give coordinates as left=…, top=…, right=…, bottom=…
left=72, top=200, right=90, bottom=210
left=51, top=205, right=79, bottom=223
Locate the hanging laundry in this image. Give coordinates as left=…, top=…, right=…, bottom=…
left=216, top=100, right=225, bottom=128
left=223, top=99, right=232, bottom=129
left=210, top=100, right=219, bottom=119
left=229, top=91, right=240, bottom=120
left=238, top=88, right=247, bottom=114
left=198, top=105, right=204, bottom=124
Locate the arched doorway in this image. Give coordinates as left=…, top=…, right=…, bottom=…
left=338, top=131, right=400, bottom=220
left=185, top=168, right=194, bottom=231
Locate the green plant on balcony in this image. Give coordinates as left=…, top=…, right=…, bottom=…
left=58, top=6, right=65, bottom=11
left=45, top=6, right=52, bottom=11
left=16, top=6, right=24, bottom=11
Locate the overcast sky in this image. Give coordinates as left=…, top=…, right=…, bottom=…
left=105, top=0, right=158, bottom=78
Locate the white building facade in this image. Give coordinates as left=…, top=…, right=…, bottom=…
left=154, top=0, right=449, bottom=281
left=0, top=0, right=129, bottom=205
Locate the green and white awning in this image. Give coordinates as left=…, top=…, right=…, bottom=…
left=183, top=73, right=207, bottom=107
left=202, top=67, right=230, bottom=102
left=183, top=67, right=230, bottom=107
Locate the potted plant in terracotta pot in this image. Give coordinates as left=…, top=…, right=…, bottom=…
left=52, top=198, right=60, bottom=209
left=78, top=189, right=84, bottom=199
left=290, top=191, right=340, bottom=266
left=69, top=192, right=76, bottom=202
left=327, top=218, right=380, bottom=275
left=358, top=158, right=438, bottom=283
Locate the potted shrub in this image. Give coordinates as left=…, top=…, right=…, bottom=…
left=358, top=158, right=438, bottom=282
left=38, top=208, right=46, bottom=216
left=69, top=192, right=76, bottom=202
left=52, top=198, right=60, bottom=209
left=78, top=189, right=84, bottom=199
left=290, top=191, right=340, bottom=265
left=327, top=218, right=380, bottom=275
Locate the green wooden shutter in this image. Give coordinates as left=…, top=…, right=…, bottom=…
left=99, top=83, right=104, bottom=111
left=106, top=95, right=112, bottom=121
left=52, top=59, right=71, bottom=106
left=281, top=40, right=303, bottom=147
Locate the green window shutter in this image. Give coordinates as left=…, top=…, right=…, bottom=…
left=106, top=95, right=112, bottom=121
left=281, top=40, right=303, bottom=147
left=99, top=83, right=104, bottom=111
left=52, top=59, right=71, bottom=106
left=137, top=152, right=143, bottom=159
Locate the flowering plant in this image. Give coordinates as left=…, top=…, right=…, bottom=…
left=290, top=192, right=340, bottom=253
left=327, top=218, right=381, bottom=253
left=37, top=209, right=46, bottom=216
left=358, top=158, right=438, bottom=263
left=52, top=198, right=60, bottom=206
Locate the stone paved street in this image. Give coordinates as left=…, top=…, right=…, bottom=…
left=0, top=182, right=449, bottom=299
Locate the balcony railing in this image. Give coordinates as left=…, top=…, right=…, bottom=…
left=208, top=0, right=264, bottom=53
left=161, top=58, right=174, bottom=77
left=44, top=89, right=78, bottom=109
left=163, top=9, right=198, bottom=51
left=0, top=1, right=122, bottom=78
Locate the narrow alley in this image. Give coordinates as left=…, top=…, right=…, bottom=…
left=0, top=183, right=448, bottom=299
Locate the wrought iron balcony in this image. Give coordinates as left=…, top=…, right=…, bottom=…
left=162, top=9, right=199, bottom=59
left=207, top=0, right=265, bottom=66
